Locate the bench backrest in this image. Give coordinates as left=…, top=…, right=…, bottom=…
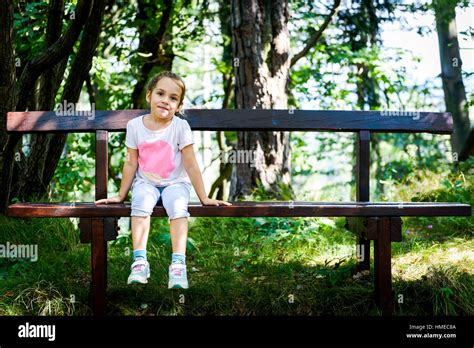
left=6, top=109, right=453, bottom=204
left=7, top=109, right=453, bottom=133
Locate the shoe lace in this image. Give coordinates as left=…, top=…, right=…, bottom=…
left=171, top=267, right=183, bottom=277
left=132, top=264, right=145, bottom=273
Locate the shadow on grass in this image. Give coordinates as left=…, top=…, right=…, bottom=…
left=1, top=215, right=471, bottom=316
left=106, top=260, right=378, bottom=316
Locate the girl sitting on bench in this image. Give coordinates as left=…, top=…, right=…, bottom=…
left=95, top=71, right=230, bottom=288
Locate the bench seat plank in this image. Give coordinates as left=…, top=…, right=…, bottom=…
left=7, top=202, right=471, bottom=218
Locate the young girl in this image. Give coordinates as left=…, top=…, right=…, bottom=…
left=95, top=71, right=231, bottom=289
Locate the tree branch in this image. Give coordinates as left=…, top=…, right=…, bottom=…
left=40, top=0, right=107, bottom=188
left=290, top=0, right=341, bottom=67
left=61, top=0, right=105, bottom=103
left=131, top=0, right=173, bottom=108
left=209, top=163, right=232, bottom=199
left=15, top=0, right=93, bottom=110
left=38, top=0, right=65, bottom=110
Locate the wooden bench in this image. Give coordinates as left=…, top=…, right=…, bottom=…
left=6, top=109, right=471, bottom=316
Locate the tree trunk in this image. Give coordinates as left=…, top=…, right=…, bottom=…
left=434, top=0, right=472, bottom=160
left=0, top=0, right=18, bottom=214
left=0, top=0, right=92, bottom=211
left=11, top=0, right=106, bottom=202
left=11, top=0, right=67, bottom=201
left=230, top=0, right=292, bottom=200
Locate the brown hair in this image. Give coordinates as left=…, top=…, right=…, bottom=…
left=146, top=71, right=186, bottom=109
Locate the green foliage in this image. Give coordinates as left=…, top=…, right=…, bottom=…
left=211, top=57, right=232, bottom=76
left=154, top=232, right=197, bottom=251
left=13, top=1, right=48, bottom=61
left=0, top=259, right=33, bottom=281
left=409, top=159, right=474, bottom=236
left=413, top=176, right=472, bottom=205
left=247, top=179, right=295, bottom=201
left=379, top=134, right=452, bottom=184
left=407, top=157, right=474, bottom=206
left=290, top=132, right=315, bottom=177
left=51, top=133, right=96, bottom=201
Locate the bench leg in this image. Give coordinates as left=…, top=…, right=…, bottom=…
left=91, top=218, right=107, bottom=316
left=373, top=217, right=394, bottom=315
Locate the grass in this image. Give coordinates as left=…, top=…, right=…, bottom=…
left=0, top=162, right=472, bottom=316
left=0, top=213, right=472, bottom=316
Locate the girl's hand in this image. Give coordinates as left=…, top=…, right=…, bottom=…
left=94, top=195, right=124, bottom=205
left=200, top=197, right=232, bottom=206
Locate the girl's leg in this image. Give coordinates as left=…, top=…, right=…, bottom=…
left=130, top=179, right=161, bottom=251
left=161, top=182, right=191, bottom=254
left=131, top=216, right=151, bottom=251
left=128, top=215, right=153, bottom=284
left=128, top=180, right=160, bottom=284
left=161, top=182, right=191, bottom=288
left=169, top=217, right=188, bottom=254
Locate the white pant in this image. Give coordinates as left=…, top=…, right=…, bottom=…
left=130, top=179, right=191, bottom=220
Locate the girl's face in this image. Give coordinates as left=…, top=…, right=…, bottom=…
left=146, top=77, right=183, bottom=120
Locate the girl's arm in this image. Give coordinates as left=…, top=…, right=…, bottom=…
left=95, top=147, right=138, bottom=204
left=182, top=144, right=231, bottom=206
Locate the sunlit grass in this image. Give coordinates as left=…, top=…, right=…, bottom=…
left=394, top=239, right=474, bottom=280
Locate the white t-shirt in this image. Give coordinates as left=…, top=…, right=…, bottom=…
left=125, top=114, right=194, bottom=186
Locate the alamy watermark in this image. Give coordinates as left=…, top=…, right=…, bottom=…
left=18, top=322, right=55, bottom=341
left=0, top=242, right=38, bottom=262
left=323, top=244, right=366, bottom=262
left=55, top=100, right=95, bottom=120
left=220, top=149, right=261, bottom=168
left=380, top=109, right=420, bottom=120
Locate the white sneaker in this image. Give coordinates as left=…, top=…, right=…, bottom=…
left=127, top=259, right=150, bottom=284
left=168, top=263, right=189, bottom=289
